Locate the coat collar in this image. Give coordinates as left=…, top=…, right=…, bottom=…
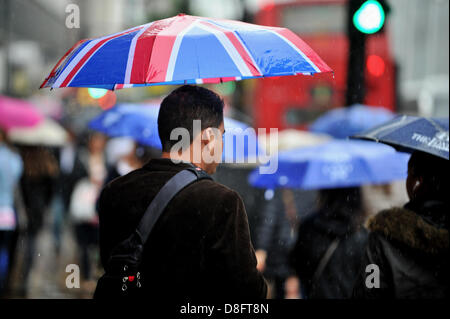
left=366, top=204, right=449, bottom=255
left=143, top=158, right=197, bottom=173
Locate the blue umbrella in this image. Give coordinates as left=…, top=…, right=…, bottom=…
left=88, top=103, right=261, bottom=162
left=249, top=140, right=410, bottom=190
left=352, top=115, right=449, bottom=160
left=309, top=104, right=395, bottom=139
left=89, top=103, right=162, bottom=148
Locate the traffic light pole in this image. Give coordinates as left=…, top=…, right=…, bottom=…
left=346, top=0, right=367, bottom=106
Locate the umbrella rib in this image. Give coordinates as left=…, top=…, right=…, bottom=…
left=428, top=117, right=447, bottom=133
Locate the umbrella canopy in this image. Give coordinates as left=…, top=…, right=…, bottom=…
left=41, top=14, right=331, bottom=90
left=352, top=115, right=449, bottom=160
left=89, top=103, right=162, bottom=148
left=8, top=118, right=68, bottom=147
left=309, top=104, right=395, bottom=139
left=249, top=140, right=411, bottom=190
left=0, top=95, right=43, bottom=131
left=88, top=103, right=263, bottom=163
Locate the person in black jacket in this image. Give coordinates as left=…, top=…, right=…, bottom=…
left=290, top=187, right=368, bottom=299
left=352, top=151, right=449, bottom=298
left=96, top=85, right=267, bottom=300
left=255, top=188, right=317, bottom=299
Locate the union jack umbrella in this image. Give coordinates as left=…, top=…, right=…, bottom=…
left=41, top=14, right=332, bottom=90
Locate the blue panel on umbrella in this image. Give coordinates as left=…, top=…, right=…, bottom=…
left=173, top=26, right=242, bottom=80
left=70, top=30, right=140, bottom=86
left=235, top=30, right=317, bottom=75
left=354, top=116, right=449, bottom=160
left=249, top=140, right=410, bottom=190
left=310, top=104, right=395, bottom=139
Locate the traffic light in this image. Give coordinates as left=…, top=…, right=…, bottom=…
left=346, top=0, right=390, bottom=106
left=352, top=0, right=386, bottom=34
left=366, top=54, right=385, bottom=77
left=88, top=88, right=108, bottom=99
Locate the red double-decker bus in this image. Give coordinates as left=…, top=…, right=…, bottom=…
left=252, top=0, right=396, bottom=130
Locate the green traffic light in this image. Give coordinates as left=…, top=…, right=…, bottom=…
left=88, top=87, right=108, bottom=99
left=353, top=0, right=385, bottom=34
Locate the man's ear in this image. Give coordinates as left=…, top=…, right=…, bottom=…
left=201, top=128, right=214, bottom=150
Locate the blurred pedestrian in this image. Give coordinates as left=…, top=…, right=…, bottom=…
left=255, top=188, right=317, bottom=299
left=18, top=145, right=58, bottom=296
left=0, top=129, right=23, bottom=297
left=290, top=187, right=368, bottom=299
left=352, top=151, right=449, bottom=298
left=95, top=85, right=267, bottom=299
left=52, top=128, right=87, bottom=256
left=70, top=132, right=106, bottom=287
left=103, top=137, right=141, bottom=184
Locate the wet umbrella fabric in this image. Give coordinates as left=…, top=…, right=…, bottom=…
left=352, top=115, right=449, bottom=160
left=249, top=140, right=410, bottom=190
left=40, top=14, right=331, bottom=90
left=309, top=104, right=395, bottom=139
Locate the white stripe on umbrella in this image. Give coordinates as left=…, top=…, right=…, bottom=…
left=207, top=19, right=321, bottom=73
left=200, top=19, right=263, bottom=76
left=195, top=22, right=253, bottom=78
left=124, top=22, right=154, bottom=84
left=53, top=25, right=145, bottom=88
left=165, top=20, right=200, bottom=82
left=268, top=30, right=321, bottom=73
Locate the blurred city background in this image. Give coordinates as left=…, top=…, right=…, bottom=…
left=0, top=0, right=448, bottom=299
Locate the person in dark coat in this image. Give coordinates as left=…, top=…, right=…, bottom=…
left=352, top=151, right=449, bottom=299
left=52, top=130, right=88, bottom=255
left=17, top=145, right=58, bottom=296
left=254, top=188, right=317, bottom=299
left=290, top=187, right=368, bottom=299
left=96, top=85, right=267, bottom=300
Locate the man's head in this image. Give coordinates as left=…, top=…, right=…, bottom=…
left=158, top=85, right=225, bottom=174
left=406, top=151, right=449, bottom=203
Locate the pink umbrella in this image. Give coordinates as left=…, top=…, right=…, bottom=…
left=0, top=95, right=43, bottom=131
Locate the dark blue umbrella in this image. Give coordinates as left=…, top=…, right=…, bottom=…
left=352, top=115, right=449, bottom=160
left=88, top=103, right=262, bottom=162
left=309, top=104, right=395, bottom=139
left=249, top=140, right=410, bottom=190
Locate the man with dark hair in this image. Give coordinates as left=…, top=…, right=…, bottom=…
left=158, top=85, right=224, bottom=154
left=97, top=85, right=267, bottom=300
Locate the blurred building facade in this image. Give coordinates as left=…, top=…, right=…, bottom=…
left=389, top=0, right=449, bottom=117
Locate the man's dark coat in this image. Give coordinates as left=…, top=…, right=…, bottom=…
left=97, top=158, right=267, bottom=300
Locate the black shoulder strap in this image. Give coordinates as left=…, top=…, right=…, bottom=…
left=311, top=237, right=341, bottom=289
left=136, top=167, right=211, bottom=244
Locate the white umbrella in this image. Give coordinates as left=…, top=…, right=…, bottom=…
left=8, top=118, right=68, bottom=147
